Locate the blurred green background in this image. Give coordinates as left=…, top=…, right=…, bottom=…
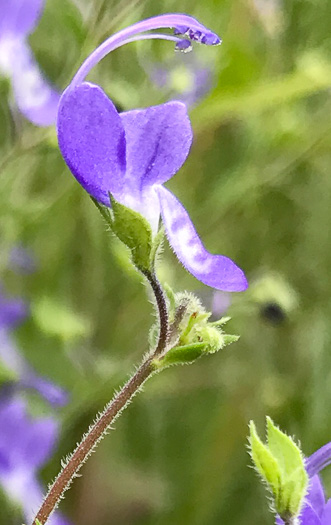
left=1, top=0, right=331, bottom=523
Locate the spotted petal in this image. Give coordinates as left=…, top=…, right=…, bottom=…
left=120, top=101, right=192, bottom=192
left=157, top=186, right=248, bottom=291
left=0, top=0, right=44, bottom=37
left=57, top=82, right=126, bottom=205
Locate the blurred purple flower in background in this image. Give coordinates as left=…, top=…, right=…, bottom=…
left=57, top=14, right=247, bottom=292
left=0, top=398, right=69, bottom=525
left=276, top=442, right=331, bottom=525
left=0, top=0, right=60, bottom=126
left=0, top=288, right=67, bottom=406
left=9, top=245, right=38, bottom=274
left=149, top=54, right=213, bottom=107
left=0, top=290, right=27, bottom=329
left=252, top=0, right=283, bottom=36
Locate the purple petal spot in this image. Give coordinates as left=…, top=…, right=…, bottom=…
left=57, top=82, right=126, bottom=206
left=157, top=186, right=248, bottom=292
left=173, top=25, right=189, bottom=35
left=173, top=23, right=221, bottom=46
left=201, top=33, right=222, bottom=46
left=175, top=39, right=193, bottom=53
left=187, top=29, right=221, bottom=46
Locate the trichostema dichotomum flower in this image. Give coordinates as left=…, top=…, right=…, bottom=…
left=57, top=14, right=248, bottom=292
left=0, top=0, right=60, bottom=126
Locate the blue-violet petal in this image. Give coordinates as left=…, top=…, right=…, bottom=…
left=157, top=186, right=248, bottom=291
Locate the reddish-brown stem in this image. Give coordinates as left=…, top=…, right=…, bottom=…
left=33, top=358, right=155, bottom=525
left=142, top=270, right=169, bottom=355
left=32, top=270, right=169, bottom=525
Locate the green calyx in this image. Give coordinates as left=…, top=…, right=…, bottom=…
left=153, top=291, right=239, bottom=369
left=249, top=417, right=308, bottom=520
left=92, top=195, right=164, bottom=272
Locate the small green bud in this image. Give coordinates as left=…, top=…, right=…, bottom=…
left=154, top=291, right=240, bottom=369
left=194, top=324, right=225, bottom=353
left=249, top=418, right=308, bottom=521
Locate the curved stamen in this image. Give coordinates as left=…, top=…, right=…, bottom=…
left=70, top=14, right=220, bottom=87
left=305, top=442, right=331, bottom=478
left=119, top=33, right=191, bottom=51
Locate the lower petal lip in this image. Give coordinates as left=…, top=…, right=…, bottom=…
left=157, top=185, right=248, bottom=291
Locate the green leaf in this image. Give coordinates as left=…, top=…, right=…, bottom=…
left=150, top=226, right=165, bottom=268
left=249, top=421, right=282, bottom=500
left=266, top=417, right=308, bottom=516
left=163, top=283, right=177, bottom=316
left=222, top=334, right=240, bottom=345
left=32, top=296, right=91, bottom=342
left=249, top=419, right=309, bottom=520
left=153, top=343, right=206, bottom=369
left=109, top=194, right=153, bottom=271
left=90, top=197, right=113, bottom=229
left=0, top=361, right=17, bottom=385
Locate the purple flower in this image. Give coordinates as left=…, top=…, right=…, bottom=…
left=9, top=245, right=37, bottom=274
left=0, top=289, right=67, bottom=406
left=0, top=289, right=28, bottom=329
left=149, top=54, right=213, bottom=107
left=276, top=442, right=331, bottom=524
left=0, top=0, right=60, bottom=126
left=0, top=398, right=69, bottom=525
left=57, top=14, right=248, bottom=292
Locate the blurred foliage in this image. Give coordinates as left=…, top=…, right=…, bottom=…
left=1, top=0, right=331, bottom=524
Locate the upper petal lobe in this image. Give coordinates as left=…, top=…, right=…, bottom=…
left=120, top=101, right=192, bottom=191
left=57, top=82, right=126, bottom=205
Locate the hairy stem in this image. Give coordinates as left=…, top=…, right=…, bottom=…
left=142, top=269, right=169, bottom=356
left=32, top=270, right=169, bottom=525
